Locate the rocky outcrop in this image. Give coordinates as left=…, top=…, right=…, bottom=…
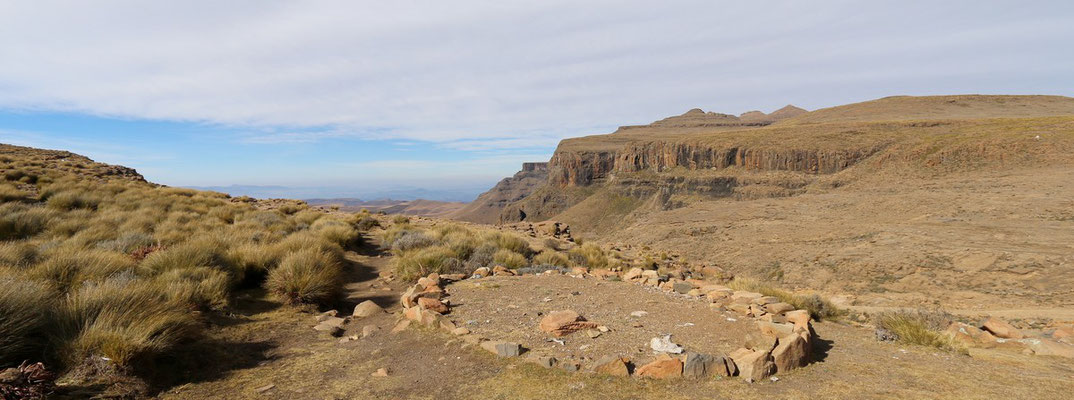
left=451, top=163, right=549, bottom=223
left=549, top=142, right=881, bottom=186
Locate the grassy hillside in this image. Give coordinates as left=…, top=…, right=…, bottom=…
left=0, top=144, right=370, bottom=393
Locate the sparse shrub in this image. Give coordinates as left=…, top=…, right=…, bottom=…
left=533, top=250, right=569, bottom=267
left=874, top=309, right=965, bottom=353
left=0, top=274, right=55, bottom=367
left=354, top=215, right=379, bottom=230
left=277, top=203, right=307, bottom=215
left=392, top=246, right=456, bottom=281
left=391, top=214, right=410, bottom=224
left=267, top=249, right=343, bottom=305
left=492, top=249, right=529, bottom=269
left=729, top=277, right=843, bottom=320
left=517, top=264, right=567, bottom=275
left=392, top=231, right=437, bottom=252
left=464, top=244, right=497, bottom=271
left=542, top=238, right=561, bottom=251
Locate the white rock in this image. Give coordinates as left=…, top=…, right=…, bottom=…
left=650, top=334, right=684, bottom=354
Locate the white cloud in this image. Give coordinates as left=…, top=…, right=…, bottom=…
left=1, top=0, right=1072, bottom=145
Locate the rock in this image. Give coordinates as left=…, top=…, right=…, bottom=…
left=686, top=288, right=702, bottom=297
left=732, top=291, right=762, bottom=304
left=636, top=354, right=683, bottom=379
left=757, top=321, right=795, bottom=339
left=745, top=333, right=778, bottom=352
left=731, top=349, right=776, bottom=383
left=640, top=270, right=660, bottom=280
left=682, top=352, right=716, bottom=379
left=361, top=324, right=379, bottom=338
left=352, top=300, right=385, bottom=318
left=481, top=341, right=522, bottom=357
left=784, top=310, right=811, bottom=329
left=418, top=297, right=449, bottom=314
left=586, top=330, right=602, bottom=338
left=0, top=368, right=21, bottom=384
left=754, top=296, right=780, bottom=305
left=255, top=384, right=276, bottom=393
left=492, top=265, right=514, bottom=276
left=727, top=303, right=751, bottom=315
left=712, top=355, right=738, bottom=377
left=765, top=302, right=795, bottom=315
left=417, top=276, right=436, bottom=289
left=623, top=267, right=644, bottom=281
left=570, top=267, right=588, bottom=276
left=451, top=327, right=471, bottom=335
left=981, top=317, right=1025, bottom=339
left=403, top=307, right=441, bottom=326
left=371, top=368, right=388, bottom=377
left=944, top=322, right=997, bottom=348
left=314, top=316, right=346, bottom=336
left=630, top=311, right=649, bottom=318
left=561, top=362, right=582, bottom=372
left=673, top=281, right=696, bottom=294
left=1053, top=325, right=1074, bottom=342
left=391, top=319, right=411, bottom=333
left=772, top=332, right=811, bottom=372
left=539, top=310, right=599, bottom=337
left=1022, top=338, right=1074, bottom=358
left=650, top=335, right=684, bottom=354
left=749, top=304, right=766, bottom=317
left=472, top=267, right=490, bottom=277
left=530, top=355, right=557, bottom=368
left=759, top=314, right=788, bottom=324
left=438, top=318, right=457, bottom=332
left=592, top=356, right=630, bottom=376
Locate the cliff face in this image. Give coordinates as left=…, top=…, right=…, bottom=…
left=450, top=165, right=549, bottom=224
left=549, top=142, right=881, bottom=186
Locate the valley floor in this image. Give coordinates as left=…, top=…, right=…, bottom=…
left=151, top=235, right=1074, bottom=400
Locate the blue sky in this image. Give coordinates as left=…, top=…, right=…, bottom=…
left=1, top=1, right=1073, bottom=200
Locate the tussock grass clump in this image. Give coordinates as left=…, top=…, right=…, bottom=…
left=31, top=248, right=137, bottom=292
left=392, top=246, right=458, bottom=281
left=58, top=276, right=198, bottom=367
left=156, top=266, right=231, bottom=310
left=0, top=241, right=40, bottom=268
left=874, top=309, right=966, bottom=353
left=729, top=277, right=843, bottom=321
left=391, top=214, right=410, bottom=224
left=0, top=204, right=56, bottom=240
left=46, top=190, right=101, bottom=211
left=492, top=249, right=529, bottom=269
left=140, top=238, right=231, bottom=276
left=568, top=243, right=609, bottom=270
left=0, top=275, right=55, bottom=367
left=533, top=250, right=570, bottom=267
left=267, top=249, right=344, bottom=305
left=479, top=231, right=532, bottom=256
left=354, top=214, right=380, bottom=230
left=392, top=230, right=437, bottom=252
left=0, top=183, right=28, bottom=202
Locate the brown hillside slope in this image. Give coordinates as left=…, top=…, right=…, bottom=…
left=482, top=95, right=1074, bottom=310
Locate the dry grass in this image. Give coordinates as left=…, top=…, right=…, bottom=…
left=267, top=249, right=344, bottom=305
left=873, top=309, right=966, bottom=353
left=729, top=277, right=843, bottom=320
left=0, top=274, right=55, bottom=367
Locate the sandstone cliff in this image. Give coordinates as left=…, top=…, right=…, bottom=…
left=451, top=163, right=549, bottom=224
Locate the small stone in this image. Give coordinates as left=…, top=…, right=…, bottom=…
left=451, top=327, right=471, bottom=335
left=636, top=354, right=683, bottom=379
left=650, top=335, right=684, bottom=354
left=534, top=356, right=557, bottom=368
left=540, top=310, right=598, bottom=337
left=361, top=324, right=379, bottom=338
left=391, top=319, right=411, bottom=333
left=255, top=384, right=275, bottom=393
left=630, top=311, right=649, bottom=318
left=598, top=325, right=610, bottom=332
left=352, top=300, right=386, bottom=318
left=764, top=302, right=795, bottom=315
left=731, top=349, right=776, bottom=383
left=587, top=330, right=602, bottom=339
left=371, top=368, right=388, bottom=377
left=682, top=352, right=716, bottom=379
left=981, top=317, right=1025, bottom=339
left=561, top=362, right=581, bottom=372
left=472, top=267, right=490, bottom=277
left=418, top=297, right=449, bottom=314
left=481, top=341, right=523, bottom=357
left=772, top=331, right=811, bottom=372
left=672, top=281, right=695, bottom=294
left=592, top=356, right=630, bottom=376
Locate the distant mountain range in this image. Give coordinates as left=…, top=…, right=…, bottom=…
left=183, top=184, right=485, bottom=203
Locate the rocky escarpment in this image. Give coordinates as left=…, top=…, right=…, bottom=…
left=451, top=163, right=549, bottom=224
left=549, top=142, right=882, bottom=187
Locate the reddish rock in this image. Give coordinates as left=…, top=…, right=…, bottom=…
left=757, top=321, right=795, bottom=339
left=636, top=355, right=682, bottom=379
left=784, top=310, right=811, bottom=329
left=592, top=356, right=631, bottom=376
left=623, top=268, right=644, bottom=281
left=772, top=331, right=811, bottom=372
left=352, top=300, right=385, bottom=318
left=539, top=310, right=599, bottom=337
left=981, top=317, right=1025, bottom=339
left=418, top=297, right=449, bottom=314
left=1023, top=338, right=1074, bottom=358
left=765, top=302, right=795, bottom=315
left=945, top=322, right=997, bottom=348
left=731, top=349, right=776, bottom=383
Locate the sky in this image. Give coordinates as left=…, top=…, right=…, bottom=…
left=1, top=1, right=1072, bottom=200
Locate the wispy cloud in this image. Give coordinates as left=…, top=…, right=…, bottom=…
left=2, top=0, right=1071, bottom=147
